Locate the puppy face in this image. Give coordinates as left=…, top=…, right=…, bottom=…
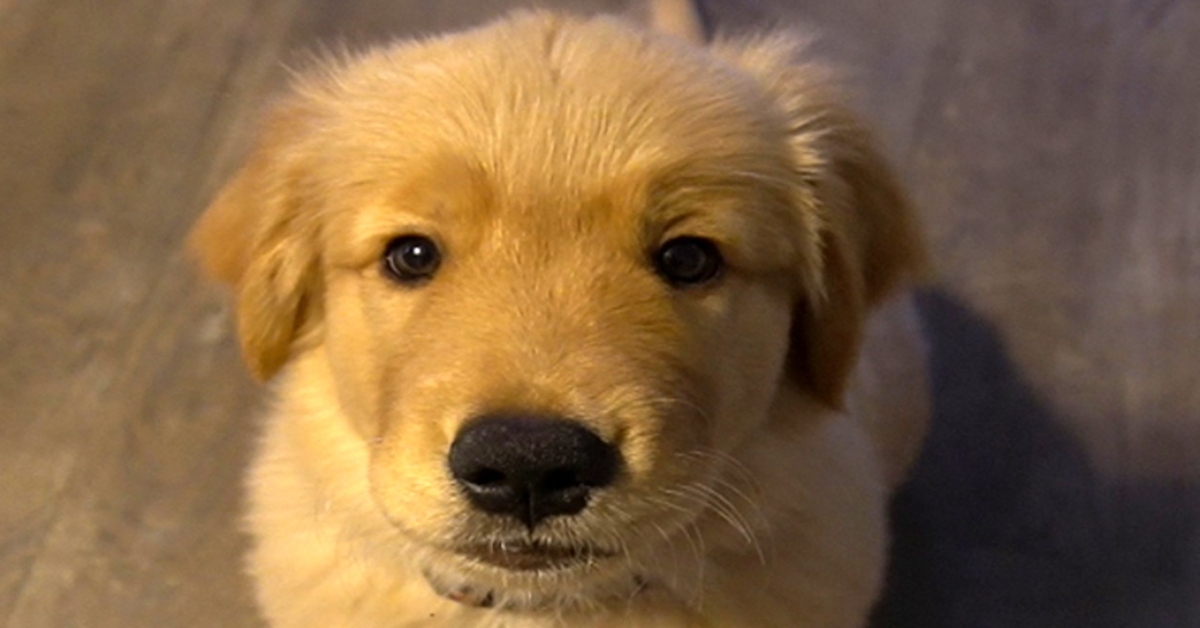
left=192, top=12, right=923, bottom=610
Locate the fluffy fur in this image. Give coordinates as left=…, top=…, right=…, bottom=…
left=190, top=5, right=929, bottom=627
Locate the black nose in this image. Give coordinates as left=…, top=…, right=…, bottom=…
left=448, top=416, right=620, bottom=529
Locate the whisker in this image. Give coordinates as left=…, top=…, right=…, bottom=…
left=675, top=448, right=761, bottom=495
left=643, top=491, right=708, bottom=590
left=683, top=482, right=767, bottom=565
left=673, top=448, right=774, bottom=557
left=682, top=520, right=708, bottom=606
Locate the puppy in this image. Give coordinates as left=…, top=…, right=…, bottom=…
left=190, top=1, right=929, bottom=626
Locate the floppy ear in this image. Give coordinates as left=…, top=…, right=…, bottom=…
left=189, top=104, right=323, bottom=381
left=713, top=35, right=928, bottom=408
left=791, top=118, right=928, bottom=408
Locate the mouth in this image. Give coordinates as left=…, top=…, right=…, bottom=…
left=425, top=542, right=646, bottom=611
left=459, top=540, right=618, bottom=572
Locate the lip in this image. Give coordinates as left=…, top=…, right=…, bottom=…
left=461, top=541, right=617, bottom=571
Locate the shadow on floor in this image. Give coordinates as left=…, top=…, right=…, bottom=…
left=870, top=289, right=1200, bottom=628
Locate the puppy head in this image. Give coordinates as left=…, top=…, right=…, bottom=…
left=191, top=11, right=923, bottom=610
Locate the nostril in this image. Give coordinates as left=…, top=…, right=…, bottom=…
left=463, top=467, right=507, bottom=488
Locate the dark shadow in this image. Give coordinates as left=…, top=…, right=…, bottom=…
left=870, top=288, right=1200, bottom=628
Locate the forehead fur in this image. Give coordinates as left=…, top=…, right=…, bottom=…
left=314, top=15, right=777, bottom=171
left=303, top=13, right=789, bottom=182
left=271, top=11, right=827, bottom=293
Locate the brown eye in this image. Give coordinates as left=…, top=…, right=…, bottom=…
left=383, top=235, right=441, bottom=284
left=654, top=237, right=723, bottom=287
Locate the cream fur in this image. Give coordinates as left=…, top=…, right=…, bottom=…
left=191, top=7, right=929, bottom=628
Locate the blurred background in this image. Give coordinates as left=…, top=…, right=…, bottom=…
left=0, top=0, right=1196, bottom=626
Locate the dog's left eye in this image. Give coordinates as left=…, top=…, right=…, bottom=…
left=383, top=235, right=441, bottom=283
left=654, top=237, right=723, bottom=287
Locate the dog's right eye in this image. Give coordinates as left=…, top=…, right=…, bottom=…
left=383, top=235, right=441, bottom=284
left=654, top=237, right=723, bottom=288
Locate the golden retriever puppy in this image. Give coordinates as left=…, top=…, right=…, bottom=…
left=190, top=1, right=929, bottom=626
